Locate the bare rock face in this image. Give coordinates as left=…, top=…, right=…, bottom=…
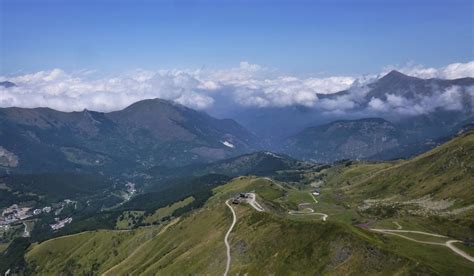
left=0, top=146, right=18, bottom=167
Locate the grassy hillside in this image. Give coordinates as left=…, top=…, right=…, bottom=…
left=26, top=228, right=159, bottom=275
left=25, top=177, right=443, bottom=275
left=317, top=131, right=474, bottom=240
left=345, top=130, right=474, bottom=203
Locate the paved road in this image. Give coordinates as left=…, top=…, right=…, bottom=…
left=370, top=227, right=474, bottom=263
left=224, top=199, right=237, bottom=276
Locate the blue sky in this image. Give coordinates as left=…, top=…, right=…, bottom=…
left=1, top=0, right=473, bottom=76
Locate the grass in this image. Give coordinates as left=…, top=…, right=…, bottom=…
left=376, top=231, right=450, bottom=244
left=344, top=131, right=474, bottom=203
left=26, top=227, right=160, bottom=275
left=101, top=177, right=438, bottom=275
left=144, top=196, right=194, bottom=224
left=22, top=166, right=474, bottom=275
left=455, top=243, right=474, bottom=257
left=115, top=211, right=145, bottom=229
left=0, top=243, right=9, bottom=253
left=374, top=232, right=474, bottom=275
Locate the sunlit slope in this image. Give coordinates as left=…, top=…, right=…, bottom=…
left=26, top=228, right=158, bottom=275
left=343, top=130, right=474, bottom=204
left=26, top=177, right=434, bottom=275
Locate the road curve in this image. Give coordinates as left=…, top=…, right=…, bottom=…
left=288, top=210, right=328, bottom=221
left=446, top=240, right=474, bottom=262
left=286, top=191, right=328, bottom=221
left=370, top=228, right=474, bottom=263
left=247, top=193, right=264, bottom=212
left=224, top=199, right=237, bottom=276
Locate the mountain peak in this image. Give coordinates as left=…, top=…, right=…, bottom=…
left=382, top=70, right=410, bottom=80
left=0, top=81, right=16, bottom=88
left=373, top=70, right=420, bottom=89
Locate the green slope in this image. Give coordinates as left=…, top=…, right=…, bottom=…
left=26, top=228, right=159, bottom=275
left=345, top=130, right=474, bottom=203
left=26, top=177, right=438, bottom=275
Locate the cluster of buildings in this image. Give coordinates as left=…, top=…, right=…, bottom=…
left=1, top=204, right=32, bottom=225
left=231, top=193, right=251, bottom=204
left=0, top=199, right=77, bottom=231
left=0, top=204, right=53, bottom=229
left=50, top=217, right=73, bottom=230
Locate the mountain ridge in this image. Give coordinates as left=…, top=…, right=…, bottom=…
left=0, top=98, right=261, bottom=173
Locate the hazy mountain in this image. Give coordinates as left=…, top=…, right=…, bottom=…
left=0, top=81, right=16, bottom=88
left=0, top=99, right=261, bottom=173
left=226, top=71, right=474, bottom=140
left=283, top=118, right=404, bottom=162
left=147, top=151, right=314, bottom=181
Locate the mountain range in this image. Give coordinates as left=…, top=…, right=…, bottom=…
left=0, top=99, right=261, bottom=173
left=0, top=70, right=473, bottom=171
left=11, top=130, right=474, bottom=275
left=1, top=70, right=474, bottom=275
left=228, top=70, right=474, bottom=142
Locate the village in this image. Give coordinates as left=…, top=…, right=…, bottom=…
left=0, top=199, right=76, bottom=232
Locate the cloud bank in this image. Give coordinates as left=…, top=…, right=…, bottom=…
left=0, top=61, right=473, bottom=115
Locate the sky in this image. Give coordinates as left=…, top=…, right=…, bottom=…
left=1, top=0, right=473, bottom=76
left=0, top=0, right=473, bottom=115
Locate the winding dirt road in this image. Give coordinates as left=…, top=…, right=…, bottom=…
left=224, top=199, right=237, bottom=276
left=288, top=209, right=328, bottom=221
left=370, top=227, right=474, bottom=262
left=287, top=191, right=328, bottom=221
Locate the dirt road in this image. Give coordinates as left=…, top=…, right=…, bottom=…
left=247, top=193, right=264, bottom=212
left=370, top=227, right=474, bottom=262
left=224, top=199, right=237, bottom=276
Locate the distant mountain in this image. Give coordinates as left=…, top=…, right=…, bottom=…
left=324, top=70, right=474, bottom=109
left=147, top=151, right=314, bottom=181
left=225, top=71, right=474, bottom=140
left=0, top=99, right=261, bottom=173
left=283, top=118, right=403, bottom=162
left=282, top=112, right=474, bottom=163
left=0, top=81, right=16, bottom=88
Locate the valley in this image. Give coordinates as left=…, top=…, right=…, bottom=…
left=1, top=130, right=469, bottom=275
left=0, top=72, right=473, bottom=275
left=2, top=1, right=473, bottom=274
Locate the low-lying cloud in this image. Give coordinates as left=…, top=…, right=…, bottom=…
left=0, top=61, right=473, bottom=116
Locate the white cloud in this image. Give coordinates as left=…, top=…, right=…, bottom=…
left=384, top=61, right=474, bottom=79
left=441, top=61, right=474, bottom=79
left=0, top=60, right=472, bottom=114
left=368, top=97, right=387, bottom=111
